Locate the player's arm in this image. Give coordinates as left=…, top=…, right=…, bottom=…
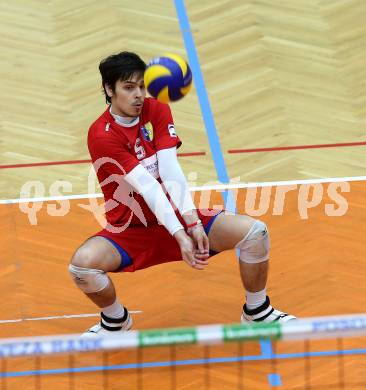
left=125, top=164, right=208, bottom=269
left=157, top=147, right=209, bottom=256
left=90, top=135, right=182, bottom=235
left=125, top=164, right=183, bottom=235
left=150, top=100, right=209, bottom=256
left=89, top=134, right=207, bottom=269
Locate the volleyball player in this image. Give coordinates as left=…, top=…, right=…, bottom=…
left=69, top=51, right=295, bottom=336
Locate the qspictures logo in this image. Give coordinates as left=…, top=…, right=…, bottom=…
left=79, top=157, right=147, bottom=233
left=18, top=157, right=147, bottom=233
left=17, top=167, right=351, bottom=230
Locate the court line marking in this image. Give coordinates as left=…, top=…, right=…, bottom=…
left=0, top=152, right=206, bottom=170
left=174, top=0, right=238, bottom=212
left=0, top=311, right=142, bottom=324
left=2, top=347, right=365, bottom=378
left=228, top=140, right=366, bottom=154
left=1, top=175, right=365, bottom=205
left=175, top=0, right=228, bottom=185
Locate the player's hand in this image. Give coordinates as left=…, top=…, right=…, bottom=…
left=174, top=230, right=209, bottom=270
left=189, top=225, right=210, bottom=260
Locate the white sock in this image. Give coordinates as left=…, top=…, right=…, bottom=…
left=246, top=289, right=266, bottom=310
left=102, top=300, right=125, bottom=319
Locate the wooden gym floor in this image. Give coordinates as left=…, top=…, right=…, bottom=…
left=1, top=0, right=366, bottom=389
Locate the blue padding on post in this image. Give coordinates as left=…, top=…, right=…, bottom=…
left=260, top=339, right=273, bottom=357
left=268, top=373, right=282, bottom=386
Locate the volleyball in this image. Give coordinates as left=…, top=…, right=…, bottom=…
left=144, top=54, right=192, bottom=103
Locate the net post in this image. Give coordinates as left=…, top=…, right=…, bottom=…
left=35, top=355, right=41, bottom=390
left=337, top=338, right=345, bottom=390
left=270, top=339, right=277, bottom=389
left=169, top=344, right=177, bottom=390
left=237, top=341, right=244, bottom=390
left=1, top=358, right=7, bottom=390
left=68, top=353, right=75, bottom=390
left=304, top=339, right=311, bottom=390
left=103, top=351, right=109, bottom=390
left=137, top=346, right=143, bottom=390
left=203, top=344, right=210, bottom=390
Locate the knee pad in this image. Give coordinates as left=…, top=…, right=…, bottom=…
left=68, top=264, right=109, bottom=293
left=235, top=220, right=270, bottom=264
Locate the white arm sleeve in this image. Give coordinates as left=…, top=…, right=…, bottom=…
left=125, top=164, right=184, bottom=236
left=157, top=147, right=196, bottom=215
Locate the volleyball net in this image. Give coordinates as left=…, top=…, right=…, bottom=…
left=2, top=314, right=366, bottom=389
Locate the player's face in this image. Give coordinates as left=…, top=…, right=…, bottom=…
left=109, top=74, right=146, bottom=118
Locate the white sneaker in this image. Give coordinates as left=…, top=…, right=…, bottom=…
left=241, top=296, right=296, bottom=323
left=82, top=308, right=133, bottom=337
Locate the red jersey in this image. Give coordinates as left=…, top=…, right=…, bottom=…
left=88, top=98, right=182, bottom=229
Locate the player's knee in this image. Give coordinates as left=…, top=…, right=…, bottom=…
left=68, top=263, right=109, bottom=294
left=69, top=248, right=109, bottom=294
left=70, top=246, right=97, bottom=269
left=235, top=220, right=270, bottom=264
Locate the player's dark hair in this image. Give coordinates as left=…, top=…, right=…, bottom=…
left=99, top=51, right=146, bottom=104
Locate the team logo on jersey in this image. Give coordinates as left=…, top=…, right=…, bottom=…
left=134, top=137, right=146, bottom=160
left=168, top=124, right=177, bottom=137
left=141, top=122, right=153, bottom=142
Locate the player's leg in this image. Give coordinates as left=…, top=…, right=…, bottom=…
left=207, top=213, right=295, bottom=322
left=207, top=213, right=268, bottom=292
left=69, top=236, right=132, bottom=335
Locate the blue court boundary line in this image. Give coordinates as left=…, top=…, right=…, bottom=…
left=2, top=348, right=366, bottom=378
left=174, top=0, right=237, bottom=210
left=174, top=1, right=274, bottom=372
left=173, top=0, right=274, bottom=383
left=174, top=0, right=229, bottom=184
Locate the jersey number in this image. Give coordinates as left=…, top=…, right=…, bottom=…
left=134, top=138, right=146, bottom=160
